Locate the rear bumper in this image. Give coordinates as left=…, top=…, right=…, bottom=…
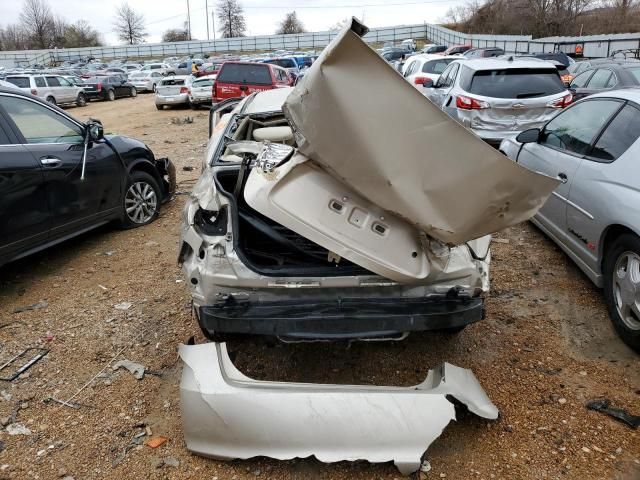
left=197, top=294, right=484, bottom=340
left=155, top=93, right=189, bottom=106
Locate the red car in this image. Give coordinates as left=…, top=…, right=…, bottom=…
left=195, top=63, right=224, bottom=78
left=212, top=62, right=291, bottom=103
left=442, top=45, right=472, bottom=56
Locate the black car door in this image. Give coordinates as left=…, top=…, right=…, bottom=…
left=570, top=70, right=595, bottom=101
left=0, top=95, right=123, bottom=240
left=0, top=102, right=50, bottom=264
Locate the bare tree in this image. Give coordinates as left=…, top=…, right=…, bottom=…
left=63, top=20, right=102, bottom=48
left=0, top=24, right=31, bottom=50
left=217, top=0, right=246, bottom=38
left=19, top=0, right=54, bottom=48
left=162, top=23, right=190, bottom=42
left=113, top=2, right=147, bottom=45
left=276, top=11, right=305, bottom=34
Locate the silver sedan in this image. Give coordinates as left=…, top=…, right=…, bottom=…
left=500, top=90, right=640, bottom=352
left=128, top=71, right=163, bottom=92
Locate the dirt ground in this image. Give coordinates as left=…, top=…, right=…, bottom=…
left=0, top=94, right=638, bottom=480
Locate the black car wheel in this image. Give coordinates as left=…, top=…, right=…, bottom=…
left=152, top=83, right=157, bottom=92
left=155, top=104, right=163, bottom=110
left=130, top=87, right=137, bottom=97
left=46, top=96, right=56, bottom=105
left=76, top=92, right=87, bottom=107
left=120, top=171, right=161, bottom=229
left=603, top=233, right=640, bottom=352
left=107, top=89, right=115, bottom=101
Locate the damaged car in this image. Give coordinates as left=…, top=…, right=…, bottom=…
left=179, top=19, right=559, bottom=342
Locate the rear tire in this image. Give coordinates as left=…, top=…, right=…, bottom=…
left=107, top=89, right=115, bottom=101
left=603, top=233, right=640, bottom=352
left=120, top=171, right=161, bottom=229
left=46, top=96, right=56, bottom=105
left=155, top=104, right=163, bottom=110
left=76, top=92, right=87, bottom=107
left=152, top=83, right=157, bottom=92
left=130, top=87, right=137, bottom=97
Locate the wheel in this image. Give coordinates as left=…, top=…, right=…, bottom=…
left=130, top=87, right=137, bottom=97
left=106, top=89, right=115, bottom=101
left=76, top=92, right=87, bottom=107
left=155, top=104, right=163, bottom=110
left=603, top=233, right=640, bottom=352
left=46, top=96, right=56, bottom=105
left=120, top=171, right=161, bottom=229
left=152, top=83, right=157, bottom=92
left=189, top=100, right=198, bottom=110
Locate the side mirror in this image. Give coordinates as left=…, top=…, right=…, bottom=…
left=87, top=121, right=104, bottom=141
left=421, top=78, right=434, bottom=88
left=516, top=128, right=540, bottom=144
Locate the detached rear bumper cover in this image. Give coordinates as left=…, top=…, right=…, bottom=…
left=179, top=343, right=499, bottom=475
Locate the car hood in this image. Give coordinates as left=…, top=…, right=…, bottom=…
left=281, top=18, right=560, bottom=245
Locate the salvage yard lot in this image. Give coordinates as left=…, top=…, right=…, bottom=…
left=0, top=95, right=638, bottom=480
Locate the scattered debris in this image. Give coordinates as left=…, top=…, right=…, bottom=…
left=162, top=457, right=180, bottom=467
left=492, top=238, right=510, bottom=244
left=114, top=302, right=133, bottom=311
left=0, top=348, right=49, bottom=381
left=0, top=391, right=12, bottom=402
left=112, top=360, right=145, bottom=380
left=145, top=436, right=168, bottom=449
left=12, top=300, right=48, bottom=313
left=170, top=116, right=193, bottom=125
left=98, top=284, right=108, bottom=291
left=586, top=399, right=640, bottom=429
left=6, top=423, right=31, bottom=435
left=0, top=320, right=25, bottom=330
left=420, top=460, right=432, bottom=473
left=182, top=166, right=194, bottom=171
left=558, top=397, right=567, bottom=405
left=144, top=241, right=159, bottom=247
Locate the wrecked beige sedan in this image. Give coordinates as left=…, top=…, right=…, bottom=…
left=178, top=20, right=558, bottom=341
left=177, top=19, right=559, bottom=475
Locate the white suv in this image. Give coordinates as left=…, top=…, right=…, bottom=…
left=5, top=74, right=87, bottom=107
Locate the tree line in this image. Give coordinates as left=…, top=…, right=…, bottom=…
left=443, top=0, right=640, bottom=37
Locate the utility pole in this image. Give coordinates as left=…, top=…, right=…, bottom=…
left=212, top=11, right=216, bottom=41
left=186, top=0, right=192, bottom=40
left=206, top=0, right=210, bottom=40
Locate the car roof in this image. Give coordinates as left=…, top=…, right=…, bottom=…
left=244, top=87, right=293, bottom=114
left=461, top=58, right=558, bottom=71
left=588, top=88, right=640, bottom=102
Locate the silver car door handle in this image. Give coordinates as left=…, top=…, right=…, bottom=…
left=558, top=172, right=568, bottom=184
left=40, top=157, right=62, bottom=167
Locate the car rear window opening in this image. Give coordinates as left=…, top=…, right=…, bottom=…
left=469, top=68, right=566, bottom=99
left=217, top=64, right=272, bottom=85
left=162, top=79, right=185, bottom=85
left=6, top=77, right=30, bottom=88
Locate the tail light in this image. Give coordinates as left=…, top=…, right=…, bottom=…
left=548, top=93, right=573, bottom=109
left=211, top=81, right=217, bottom=100
left=96, top=83, right=102, bottom=92
left=180, top=86, right=189, bottom=94
left=456, top=95, right=489, bottom=110
left=413, top=76, right=429, bottom=85
left=30, top=89, right=38, bottom=95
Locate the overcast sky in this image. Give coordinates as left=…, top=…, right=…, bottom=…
left=0, top=0, right=465, bottom=45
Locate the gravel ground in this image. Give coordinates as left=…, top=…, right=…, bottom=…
left=0, top=94, right=638, bottom=480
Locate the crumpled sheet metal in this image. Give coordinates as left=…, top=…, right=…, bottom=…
left=283, top=19, right=560, bottom=245
left=179, top=343, right=498, bottom=475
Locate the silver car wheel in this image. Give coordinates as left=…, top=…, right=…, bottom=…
left=613, top=251, right=640, bottom=330
left=125, top=181, right=158, bottom=224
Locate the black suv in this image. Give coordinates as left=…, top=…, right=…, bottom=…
left=0, top=87, right=176, bottom=267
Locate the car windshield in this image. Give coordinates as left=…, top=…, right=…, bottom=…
left=194, top=79, right=214, bottom=87
left=217, top=63, right=272, bottom=85
left=6, top=77, right=29, bottom=88
left=423, top=59, right=453, bottom=74
left=266, top=59, right=296, bottom=69
left=628, top=67, right=640, bottom=83
left=468, top=68, right=565, bottom=98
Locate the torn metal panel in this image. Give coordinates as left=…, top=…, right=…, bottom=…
left=179, top=343, right=498, bottom=475
left=283, top=18, right=560, bottom=245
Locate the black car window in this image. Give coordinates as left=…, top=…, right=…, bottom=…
left=570, top=70, right=593, bottom=88
left=6, top=77, right=30, bottom=88
left=217, top=64, right=273, bottom=85
left=541, top=99, right=621, bottom=155
left=45, top=76, right=61, bottom=87
left=468, top=68, right=565, bottom=98
left=34, top=77, right=46, bottom=88
left=423, top=59, right=453, bottom=74
left=1, top=96, right=83, bottom=144
left=587, top=69, right=612, bottom=89
left=0, top=119, right=11, bottom=144
left=589, top=104, right=640, bottom=161
left=443, top=63, right=459, bottom=87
